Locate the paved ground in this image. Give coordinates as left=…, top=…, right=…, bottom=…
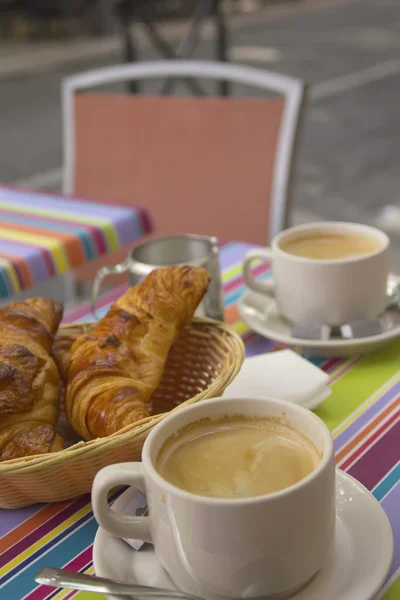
left=1, top=0, right=400, bottom=269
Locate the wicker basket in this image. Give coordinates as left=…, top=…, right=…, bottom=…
left=0, top=318, right=244, bottom=508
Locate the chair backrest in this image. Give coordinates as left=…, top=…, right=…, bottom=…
left=62, top=60, right=306, bottom=245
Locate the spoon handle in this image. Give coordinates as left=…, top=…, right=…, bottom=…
left=35, top=568, right=201, bottom=599
left=387, top=278, right=400, bottom=308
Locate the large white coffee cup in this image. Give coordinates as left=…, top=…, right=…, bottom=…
left=243, top=222, right=389, bottom=326
left=92, top=397, right=336, bottom=599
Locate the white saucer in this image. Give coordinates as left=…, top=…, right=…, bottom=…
left=238, top=290, right=400, bottom=357
left=93, top=470, right=393, bottom=600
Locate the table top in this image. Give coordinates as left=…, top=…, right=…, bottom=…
left=0, top=241, right=399, bottom=600
left=0, top=186, right=151, bottom=299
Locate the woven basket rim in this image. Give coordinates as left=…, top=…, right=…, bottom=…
left=0, top=317, right=244, bottom=474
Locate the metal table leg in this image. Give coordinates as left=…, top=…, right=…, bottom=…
left=115, top=0, right=139, bottom=94
left=213, top=0, right=229, bottom=96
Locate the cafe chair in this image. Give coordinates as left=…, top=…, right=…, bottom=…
left=62, top=60, right=307, bottom=290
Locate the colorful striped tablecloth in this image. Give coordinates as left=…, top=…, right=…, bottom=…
left=0, top=186, right=151, bottom=298
left=0, top=242, right=399, bottom=600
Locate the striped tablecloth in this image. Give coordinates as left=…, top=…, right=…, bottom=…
left=0, top=186, right=151, bottom=298
left=0, top=242, right=399, bottom=600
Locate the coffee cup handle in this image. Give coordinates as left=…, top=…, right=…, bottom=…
left=243, top=249, right=275, bottom=295
left=92, top=463, right=152, bottom=542
left=92, top=258, right=131, bottom=320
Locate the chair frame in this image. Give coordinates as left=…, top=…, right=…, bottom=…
left=62, top=60, right=307, bottom=242
left=114, top=0, right=230, bottom=96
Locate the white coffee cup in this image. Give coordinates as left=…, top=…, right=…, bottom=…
left=243, top=222, right=389, bottom=326
left=92, top=396, right=336, bottom=599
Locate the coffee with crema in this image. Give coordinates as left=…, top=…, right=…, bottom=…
left=156, top=416, right=321, bottom=498
left=280, top=232, right=381, bottom=260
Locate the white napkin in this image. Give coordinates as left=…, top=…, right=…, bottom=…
left=118, top=490, right=148, bottom=551
left=223, top=349, right=331, bottom=410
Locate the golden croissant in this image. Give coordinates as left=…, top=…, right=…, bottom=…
left=0, top=297, right=64, bottom=460
left=52, top=324, right=88, bottom=382
left=66, top=266, right=210, bottom=440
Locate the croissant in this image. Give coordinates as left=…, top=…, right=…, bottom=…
left=0, top=297, right=64, bottom=461
left=52, top=324, right=89, bottom=382
left=66, top=266, right=210, bottom=440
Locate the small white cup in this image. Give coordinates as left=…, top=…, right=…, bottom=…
left=92, top=397, right=336, bottom=599
left=243, top=222, right=389, bottom=326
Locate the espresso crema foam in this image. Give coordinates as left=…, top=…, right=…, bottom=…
left=280, top=232, right=381, bottom=260
left=156, top=416, right=321, bottom=498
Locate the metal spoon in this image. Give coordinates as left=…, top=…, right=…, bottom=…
left=35, top=568, right=202, bottom=599
left=387, top=277, right=400, bottom=309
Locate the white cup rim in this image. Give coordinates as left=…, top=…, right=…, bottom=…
left=142, top=396, right=333, bottom=506
left=272, top=221, right=389, bottom=265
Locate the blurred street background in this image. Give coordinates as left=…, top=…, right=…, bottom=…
left=1, top=0, right=400, bottom=267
